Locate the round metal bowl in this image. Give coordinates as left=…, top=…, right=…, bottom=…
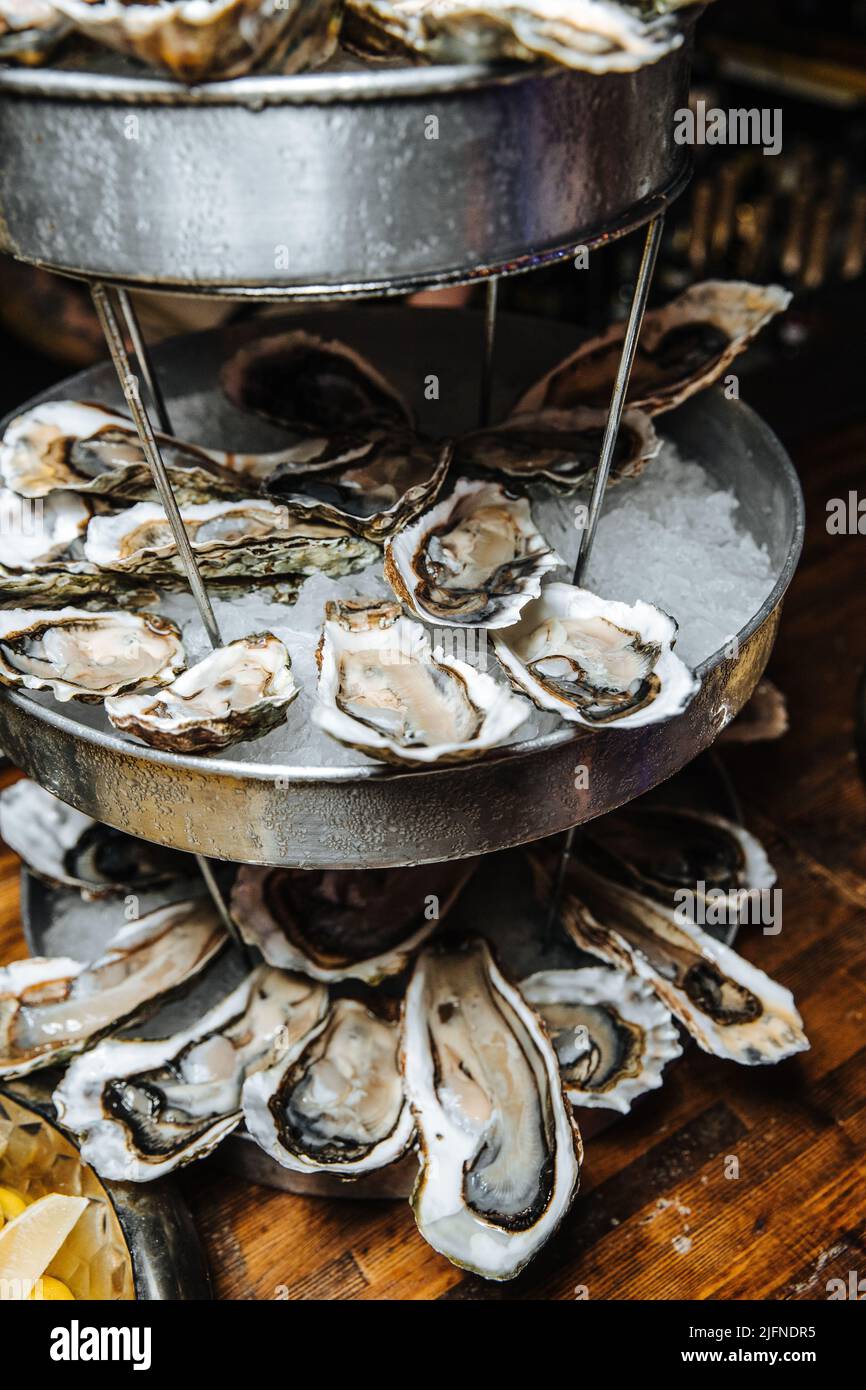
left=0, top=305, right=804, bottom=869
left=0, top=24, right=695, bottom=296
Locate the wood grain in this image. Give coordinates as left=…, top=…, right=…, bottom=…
left=1, top=417, right=864, bottom=1300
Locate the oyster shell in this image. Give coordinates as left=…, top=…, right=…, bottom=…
left=520, top=966, right=681, bottom=1113
left=493, top=582, right=698, bottom=729
left=0, top=608, right=185, bottom=703
left=0, top=898, right=227, bottom=1078
left=344, top=0, right=683, bottom=72
left=243, top=995, right=414, bottom=1176
left=559, top=860, right=809, bottom=1065
left=0, top=780, right=185, bottom=898
left=230, top=859, right=476, bottom=983
left=105, top=632, right=298, bottom=753
left=49, top=0, right=340, bottom=81
left=402, top=938, right=581, bottom=1281
left=0, top=487, right=92, bottom=570
left=53, top=967, right=326, bottom=1181
left=313, top=598, right=529, bottom=765
left=515, top=282, right=792, bottom=417
left=384, top=479, right=561, bottom=628
left=0, top=0, right=69, bottom=63
left=455, top=407, right=659, bottom=493
left=84, top=499, right=377, bottom=584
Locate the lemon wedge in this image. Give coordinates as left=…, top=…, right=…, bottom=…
left=0, top=1187, right=28, bottom=1225
left=30, top=1275, right=75, bottom=1300
left=0, top=1193, right=87, bottom=1299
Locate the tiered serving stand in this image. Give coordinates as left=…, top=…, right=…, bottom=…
left=0, top=10, right=804, bottom=1195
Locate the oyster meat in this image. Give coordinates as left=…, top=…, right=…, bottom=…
left=0, top=608, right=185, bottom=703
left=0, top=780, right=185, bottom=898
left=520, top=966, right=681, bottom=1113
left=84, top=499, right=377, bottom=585
left=515, top=281, right=792, bottom=416
left=455, top=407, right=659, bottom=493
left=493, top=582, right=698, bottom=729
left=344, top=0, right=683, bottom=72
left=313, top=598, right=529, bottom=765
left=385, top=479, right=561, bottom=628
left=230, top=859, right=476, bottom=983
left=402, top=938, right=581, bottom=1281
left=53, top=967, right=327, bottom=1181
left=243, top=995, right=414, bottom=1176
left=0, top=898, right=227, bottom=1078
left=105, top=632, right=299, bottom=753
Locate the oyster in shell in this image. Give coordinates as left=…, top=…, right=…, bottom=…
left=385, top=479, right=561, bottom=628
left=455, top=407, right=659, bottom=493
left=313, top=598, right=529, bottom=765
left=106, top=632, right=298, bottom=753
left=520, top=966, right=681, bottom=1113
left=344, top=0, right=683, bottom=72
left=0, top=608, right=185, bottom=703
left=0, top=780, right=185, bottom=898
left=0, top=487, right=92, bottom=570
left=230, top=859, right=476, bottom=983
left=402, top=938, right=581, bottom=1281
left=84, top=499, right=377, bottom=585
left=49, top=0, right=340, bottom=81
left=53, top=967, right=327, bottom=1181
left=0, top=0, right=69, bottom=63
left=243, top=995, right=413, bottom=1176
left=0, top=898, right=227, bottom=1078
left=515, top=282, right=792, bottom=416
left=493, top=582, right=698, bottom=729
left=559, top=860, right=809, bottom=1065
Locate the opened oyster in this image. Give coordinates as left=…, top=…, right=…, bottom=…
left=0, top=780, right=185, bottom=898
left=402, top=938, right=581, bottom=1281
left=243, top=995, right=414, bottom=1176
left=84, top=499, right=377, bottom=585
left=515, top=281, right=792, bottom=416
left=344, top=0, right=683, bottom=72
left=0, top=487, right=92, bottom=570
left=106, top=632, right=298, bottom=753
left=385, top=479, right=561, bottom=628
left=520, top=966, right=681, bottom=1113
left=0, top=608, right=185, bottom=703
left=455, top=408, right=659, bottom=493
left=314, top=598, right=529, bottom=765
left=0, top=0, right=69, bottom=63
left=230, top=859, right=476, bottom=983
left=0, top=899, right=227, bottom=1078
left=54, top=967, right=327, bottom=1181
left=559, top=861, right=809, bottom=1065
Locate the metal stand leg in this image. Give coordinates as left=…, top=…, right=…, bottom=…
left=545, top=215, right=666, bottom=940
left=480, top=277, right=499, bottom=427
left=116, top=288, right=174, bottom=437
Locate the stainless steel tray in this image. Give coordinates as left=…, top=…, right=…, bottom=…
left=0, top=306, right=804, bottom=869
left=0, top=25, right=695, bottom=296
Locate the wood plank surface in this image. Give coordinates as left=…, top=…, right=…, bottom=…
left=1, top=416, right=864, bottom=1301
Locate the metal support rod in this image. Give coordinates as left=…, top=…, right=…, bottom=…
left=197, top=853, right=252, bottom=960
left=573, top=213, right=665, bottom=585
left=90, top=282, right=223, bottom=650
left=116, top=287, right=174, bottom=437
left=480, top=276, right=499, bottom=427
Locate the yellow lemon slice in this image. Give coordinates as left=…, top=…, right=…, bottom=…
left=30, top=1275, right=75, bottom=1301
left=0, top=1193, right=87, bottom=1298
left=0, top=1187, right=28, bottom=1224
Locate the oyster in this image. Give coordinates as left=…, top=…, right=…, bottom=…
left=0, top=564, right=158, bottom=610
left=515, top=281, right=792, bottom=417
left=243, top=995, right=414, bottom=1176
left=402, top=938, right=581, bottom=1281
left=344, top=0, right=683, bottom=72
left=0, top=780, right=185, bottom=898
left=53, top=967, right=327, bottom=1181
left=84, top=499, right=377, bottom=585
left=385, top=479, right=561, bottom=628
left=520, top=966, right=681, bottom=1113
left=0, top=487, right=92, bottom=570
left=559, top=860, right=809, bottom=1065
left=49, top=0, right=340, bottom=81
left=230, top=859, right=476, bottom=983
left=106, top=632, right=298, bottom=753
left=0, top=608, right=185, bottom=703
left=0, top=898, right=227, bottom=1078
left=493, top=582, right=698, bottom=729
left=0, top=0, right=69, bottom=64
left=455, top=407, right=659, bottom=493
left=313, top=598, right=529, bottom=765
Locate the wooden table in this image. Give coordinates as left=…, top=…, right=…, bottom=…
left=2, top=416, right=865, bottom=1301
